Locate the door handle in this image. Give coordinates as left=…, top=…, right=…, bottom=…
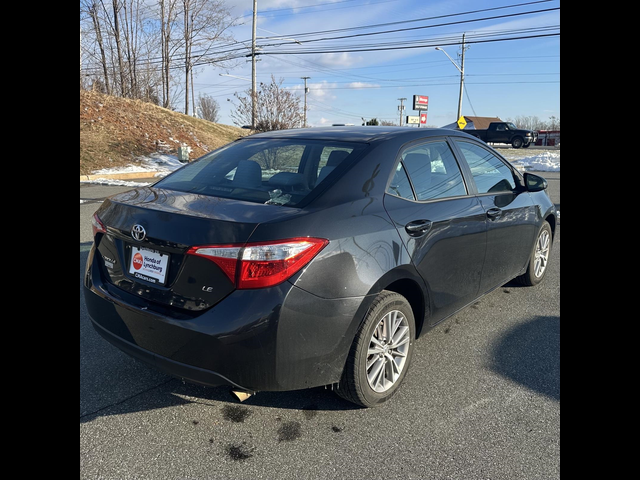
left=405, top=220, right=432, bottom=236
left=486, top=208, right=502, bottom=219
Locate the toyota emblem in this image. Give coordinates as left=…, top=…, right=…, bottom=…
left=131, top=224, right=146, bottom=241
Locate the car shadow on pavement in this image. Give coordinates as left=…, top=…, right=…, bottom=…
left=489, top=315, right=560, bottom=401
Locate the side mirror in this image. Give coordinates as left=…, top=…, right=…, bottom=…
left=523, top=172, right=547, bottom=192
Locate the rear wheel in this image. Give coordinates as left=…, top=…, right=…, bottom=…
left=516, top=221, right=552, bottom=286
left=336, top=291, right=415, bottom=408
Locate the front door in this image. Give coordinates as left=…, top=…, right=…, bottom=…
left=451, top=138, right=537, bottom=294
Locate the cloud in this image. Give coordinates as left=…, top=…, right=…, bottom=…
left=347, top=82, right=380, bottom=89
left=313, top=52, right=363, bottom=68
left=287, top=80, right=338, bottom=100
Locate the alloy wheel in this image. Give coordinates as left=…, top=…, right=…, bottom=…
left=366, top=310, right=411, bottom=393
left=534, top=229, right=551, bottom=278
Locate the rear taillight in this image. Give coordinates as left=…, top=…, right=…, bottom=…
left=187, top=237, right=329, bottom=289
left=91, top=213, right=106, bottom=237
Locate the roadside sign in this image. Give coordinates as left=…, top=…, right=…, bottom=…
left=420, top=113, right=427, bottom=125
left=457, top=116, right=467, bottom=129
left=413, top=95, right=429, bottom=110
left=406, top=116, right=420, bottom=125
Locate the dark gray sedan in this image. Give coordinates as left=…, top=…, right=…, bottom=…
left=84, top=126, right=556, bottom=407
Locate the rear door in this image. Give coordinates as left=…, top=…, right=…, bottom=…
left=450, top=138, right=537, bottom=294
left=383, top=138, right=487, bottom=325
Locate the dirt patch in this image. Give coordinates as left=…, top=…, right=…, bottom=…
left=80, top=89, right=248, bottom=175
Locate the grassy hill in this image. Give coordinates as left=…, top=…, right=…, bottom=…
left=80, top=89, right=248, bottom=175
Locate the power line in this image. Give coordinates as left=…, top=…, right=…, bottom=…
left=260, top=7, right=559, bottom=49
left=259, top=25, right=559, bottom=55
left=257, top=33, right=559, bottom=56
left=259, top=1, right=555, bottom=39
left=81, top=2, right=558, bottom=72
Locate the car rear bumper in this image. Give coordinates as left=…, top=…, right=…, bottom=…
left=84, top=244, right=369, bottom=392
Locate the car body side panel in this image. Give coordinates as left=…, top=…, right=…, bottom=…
left=476, top=192, right=538, bottom=293
left=275, top=286, right=373, bottom=389
left=383, top=194, right=487, bottom=326
left=271, top=200, right=409, bottom=299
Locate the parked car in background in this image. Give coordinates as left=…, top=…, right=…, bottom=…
left=466, top=121, right=538, bottom=148
left=84, top=126, right=557, bottom=407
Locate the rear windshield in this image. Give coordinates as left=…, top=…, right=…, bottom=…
left=154, top=138, right=367, bottom=207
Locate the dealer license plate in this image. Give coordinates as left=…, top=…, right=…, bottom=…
left=129, top=246, right=170, bottom=285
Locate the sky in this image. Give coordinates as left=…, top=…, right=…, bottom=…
left=191, top=0, right=560, bottom=128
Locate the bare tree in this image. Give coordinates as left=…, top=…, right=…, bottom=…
left=80, top=1, right=235, bottom=111
left=196, top=93, right=220, bottom=122
left=121, top=0, right=141, bottom=97
left=82, top=1, right=111, bottom=94
left=547, top=115, right=560, bottom=130
left=182, top=0, right=235, bottom=115
left=105, top=0, right=126, bottom=96
left=506, top=115, right=560, bottom=131
left=158, top=0, right=179, bottom=107
left=231, top=75, right=304, bottom=132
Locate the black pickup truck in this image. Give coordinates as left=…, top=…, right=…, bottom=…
left=466, top=122, right=538, bottom=149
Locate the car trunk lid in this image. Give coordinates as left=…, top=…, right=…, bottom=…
left=93, top=186, right=304, bottom=312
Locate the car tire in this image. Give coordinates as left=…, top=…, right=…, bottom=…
left=512, top=136, right=524, bottom=148
left=336, top=290, right=415, bottom=407
left=516, top=221, right=552, bottom=286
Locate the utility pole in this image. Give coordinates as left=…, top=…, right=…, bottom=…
left=457, top=33, right=466, bottom=121
left=398, top=98, right=407, bottom=126
left=251, top=0, right=258, bottom=129
left=301, top=76, right=310, bottom=128
left=435, top=32, right=468, bottom=122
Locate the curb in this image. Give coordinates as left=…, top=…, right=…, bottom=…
left=80, top=171, right=162, bottom=181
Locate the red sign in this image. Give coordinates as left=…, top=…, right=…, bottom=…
left=133, top=252, right=143, bottom=270
left=413, top=95, right=429, bottom=110
left=420, top=113, right=427, bottom=125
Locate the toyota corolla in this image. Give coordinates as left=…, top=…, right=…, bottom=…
left=84, top=127, right=556, bottom=407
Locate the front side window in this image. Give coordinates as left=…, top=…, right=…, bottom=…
left=453, top=140, right=517, bottom=194
left=394, top=140, right=467, bottom=201
left=154, top=138, right=366, bottom=207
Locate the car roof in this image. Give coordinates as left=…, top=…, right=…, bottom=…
left=245, top=126, right=473, bottom=144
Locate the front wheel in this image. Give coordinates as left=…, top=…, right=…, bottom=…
left=512, top=136, right=524, bottom=148
left=516, top=221, right=552, bottom=286
left=336, top=291, right=415, bottom=408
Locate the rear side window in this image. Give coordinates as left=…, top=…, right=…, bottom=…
left=453, top=140, right=517, bottom=194
left=387, top=162, right=415, bottom=200
left=389, top=140, right=467, bottom=201
left=154, top=139, right=366, bottom=207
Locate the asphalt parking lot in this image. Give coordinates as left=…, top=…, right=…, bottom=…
left=80, top=172, right=559, bottom=479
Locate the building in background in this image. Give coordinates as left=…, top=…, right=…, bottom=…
left=440, top=116, right=502, bottom=130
